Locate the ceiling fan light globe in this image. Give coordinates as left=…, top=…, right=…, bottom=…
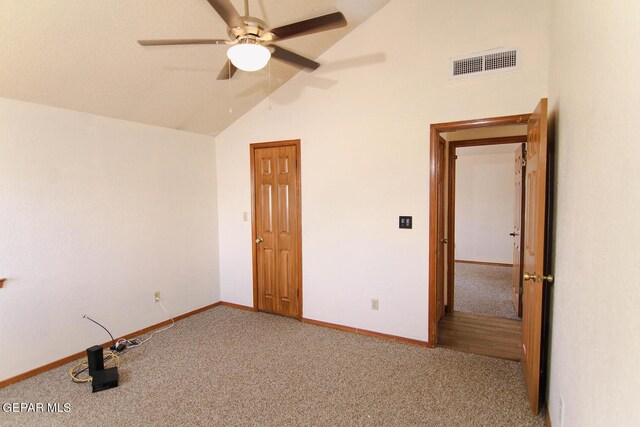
left=227, top=44, right=271, bottom=72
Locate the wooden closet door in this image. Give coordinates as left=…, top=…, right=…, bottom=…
left=253, top=143, right=300, bottom=318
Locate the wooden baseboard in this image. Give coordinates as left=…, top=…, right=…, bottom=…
left=217, top=303, right=433, bottom=348
left=302, top=317, right=433, bottom=348
left=455, top=259, right=513, bottom=268
left=218, top=301, right=256, bottom=312
left=0, top=301, right=223, bottom=389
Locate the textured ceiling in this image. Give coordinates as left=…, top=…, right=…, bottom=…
left=0, top=0, right=390, bottom=135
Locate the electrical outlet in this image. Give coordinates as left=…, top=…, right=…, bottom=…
left=371, top=299, right=379, bottom=310
left=154, top=291, right=160, bottom=303
left=243, top=211, right=249, bottom=222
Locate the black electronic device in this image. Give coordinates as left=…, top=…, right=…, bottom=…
left=86, top=345, right=119, bottom=393
left=91, top=367, right=119, bottom=393
left=86, top=345, right=104, bottom=375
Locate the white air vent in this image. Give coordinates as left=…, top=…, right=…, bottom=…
left=451, top=48, right=519, bottom=79
left=453, top=55, right=483, bottom=76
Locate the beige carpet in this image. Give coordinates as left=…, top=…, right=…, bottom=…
left=455, top=263, right=519, bottom=320
left=0, top=306, right=542, bottom=426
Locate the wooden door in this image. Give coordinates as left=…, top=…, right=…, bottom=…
left=252, top=141, right=301, bottom=318
left=435, top=136, right=447, bottom=320
left=512, top=144, right=525, bottom=317
left=521, top=99, right=550, bottom=414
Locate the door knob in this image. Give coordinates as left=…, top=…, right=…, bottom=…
left=510, top=232, right=519, bottom=236
left=440, top=239, right=448, bottom=244
left=538, top=274, right=554, bottom=283
left=524, top=272, right=554, bottom=283
left=255, top=237, right=264, bottom=244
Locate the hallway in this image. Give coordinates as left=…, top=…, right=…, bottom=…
left=454, top=262, right=519, bottom=320
left=438, top=262, right=522, bottom=360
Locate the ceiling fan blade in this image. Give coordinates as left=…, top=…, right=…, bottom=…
left=270, top=45, right=320, bottom=71
left=138, top=39, right=228, bottom=46
left=270, top=12, right=347, bottom=41
left=206, top=0, right=244, bottom=28
left=217, top=61, right=238, bottom=80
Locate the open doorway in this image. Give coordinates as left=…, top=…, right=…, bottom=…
left=428, top=115, right=531, bottom=361
left=440, top=128, right=527, bottom=361
left=447, top=132, right=527, bottom=321
left=429, top=101, right=552, bottom=415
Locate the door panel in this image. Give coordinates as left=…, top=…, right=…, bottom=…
left=261, top=184, right=273, bottom=231
left=253, top=143, right=301, bottom=318
left=279, top=251, right=291, bottom=301
left=278, top=184, right=290, bottom=232
left=512, top=144, right=525, bottom=317
left=522, top=99, right=549, bottom=414
left=263, top=249, right=275, bottom=298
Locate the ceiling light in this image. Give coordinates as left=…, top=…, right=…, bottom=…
left=227, top=43, right=271, bottom=72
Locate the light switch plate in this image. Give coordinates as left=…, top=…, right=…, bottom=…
left=399, top=216, right=412, bottom=229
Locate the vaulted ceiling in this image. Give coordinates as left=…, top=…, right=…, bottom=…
left=0, top=0, right=390, bottom=135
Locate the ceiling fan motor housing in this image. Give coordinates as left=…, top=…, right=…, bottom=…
left=227, top=17, right=275, bottom=43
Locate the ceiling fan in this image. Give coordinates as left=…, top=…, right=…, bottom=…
left=138, top=0, right=348, bottom=80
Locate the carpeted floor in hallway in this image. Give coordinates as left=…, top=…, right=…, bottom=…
left=454, top=262, right=519, bottom=320
left=0, top=306, right=542, bottom=426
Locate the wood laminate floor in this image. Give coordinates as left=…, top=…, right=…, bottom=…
left=438, top=311, right=522, bottom=361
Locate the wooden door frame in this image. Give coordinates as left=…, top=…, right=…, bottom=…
left=250, top=139, right=303, bottom=320
left=435, top=135, right=447, bottom=322
left=446, top=135, right=527, bottom=313
left=428, top=114, right=530, bottom=345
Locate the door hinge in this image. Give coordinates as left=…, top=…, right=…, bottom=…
left=454, top=155, right=458, bottom=160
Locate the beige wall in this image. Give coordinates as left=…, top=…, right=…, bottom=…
left=455, top=146, right=520, bottom=264
left=548, top=0, right=640, bottom=424
left=215, top=0, right=549, bottom=341
left=0, top=98, right=220, bottom=382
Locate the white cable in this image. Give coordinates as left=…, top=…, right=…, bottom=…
left=115, top=301, right=175, bottom=350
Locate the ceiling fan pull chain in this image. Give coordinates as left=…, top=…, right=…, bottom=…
left=244, top=0, right=249, bottom=17
left=268, top=59, right=272, bottom=111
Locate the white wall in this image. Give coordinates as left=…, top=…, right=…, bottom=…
left=455, top=149, right=517, bottom=264
left=216, top=0, right=549, bottom=342
left=0, top=98, right=220, bottom=382
left=547, top=0, right=640, bottom=424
